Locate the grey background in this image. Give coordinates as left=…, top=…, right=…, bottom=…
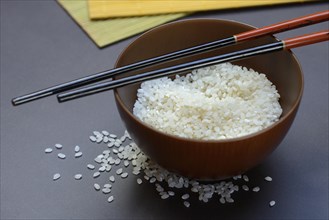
left=1, top=1, right=328, bottom=219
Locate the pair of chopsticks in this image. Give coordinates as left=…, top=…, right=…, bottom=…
left=12, top=11, right=329, bottom=105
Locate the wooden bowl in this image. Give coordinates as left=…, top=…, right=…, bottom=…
left=113, top=19, right=303, bottom=180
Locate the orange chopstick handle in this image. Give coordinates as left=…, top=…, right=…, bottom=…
left=284, top=31, right=329, bottom=49
left=235, top=10, right=329, bottom=42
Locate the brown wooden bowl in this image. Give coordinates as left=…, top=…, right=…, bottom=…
left=113, top=19, right=303, bottom=180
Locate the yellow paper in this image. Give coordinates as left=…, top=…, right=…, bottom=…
left=88, top=0, right=312, bottom=19
left=57, top=0, right=186, bottom=47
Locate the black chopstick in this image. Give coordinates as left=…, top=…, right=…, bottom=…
left=56, top=31, right=329, bottom=103
left=11, top=10, right=329, bottom=106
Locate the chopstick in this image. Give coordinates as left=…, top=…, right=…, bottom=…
left=11, top=10, right=329, bottom=106
left=57, top=30, right=329, bottom=103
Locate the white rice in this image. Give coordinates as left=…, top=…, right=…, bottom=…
left=133, top=63, right=282, bottom=140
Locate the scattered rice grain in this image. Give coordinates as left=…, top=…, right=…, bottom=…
left=102, top=130, right=110, bottom=136
left=243, top=175, right=249, bottom=182
left=74, top=145, right=80, bottom=152
left=45, top=148, right=53, bottom=153
left=104, top=183, right=112, bottom=188
left=89, top=136, right=97, bottom=142
left=149, top=177, right=156, bottom=183
left=252, top=186, right=260, bottom=192
left=99, top=166, right=106, bottom=172
left=265, top=176, right=273, bottom=182
left=109, top=176, right=115, bottom=182
left=93, top=172, right=101, bottom=178
left=121, top=172, right=128, bottom=178
left=57, top=153, right=66, bottom=159
left=94, top=157, right=102, bottom=163
left=242, top=185, right=249, bottom=191
left=107, top=196, right=114, bottom=203
left=105, top=165, right=112, bottom=172
left=75, top=152, right=83, bottom=158
left=137, top=178, right=143, bottom=184
left=94, top=183, right=100, bottom=191
left=116, top=168, right=123, bottom=175
left=55, top=144, right=62, bottom=149
left=124, top=160, right=129, bottom=167
left=219, top=197, right=226, bottom=204
left=102, top=188, right=111, bottom=194
left=183, top=201, right=190, bottom=208
left=74, top=174, right=82, bottom=180
left=87, top=164, right=95, bottom=170
left=161, top=193, right=169, bottom=199
left=181, top=194, right=190, bottom=200
left=93, top=131, right=102, bottom=136
left=49, top=129, right=275, bottom=207
left=53, top=173, right=61, bottom=181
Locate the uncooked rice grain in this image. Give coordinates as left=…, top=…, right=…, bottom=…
left=53, top=173, right=61, bottom=181
left=116, top=168, right=123, bottom=175
left=74, top=174, right=82, bottom=180
left=104, top=184, right=112, bottom=188
left=137, top=178, right=143, bottom=184
left=102, top=130, right=110, bottom=136
left=133, top=63, right=282, bottom=140
left=107, top=196, right=114, bottom=203
left=87, top=164, right=95, bottom=170
left=265, top=176, right=273, bottom=182
left=45, top=148, right=53, bottom=153
left=242, top=185, right=249, bottom=191
left=102, top=188, right=111, bottom=194
left=93, top=172, right=101, bottom=178
left=94, top=183, right=101, bottom=191
left=55, top=144, right=62, bottom=149
left=74, top=145, right=80, bottom=152
left=121, top=172, right=128, bottom=178
left=109, top=176, right=115, bottom=182
left=89, top=136, right=97, bottom=142
left=109, top=134, right=117, bottom=138
left=181, top=194, right=190, bottom=200
left=48, top=130, right=276, bottom=209
left=252, top=186, right=260, bottom=192
left=57, top=153, right=66, bottom=159
left=99, top=166, right=106, bottom=172
left=161, top=193, right=170, bottom=199
left=183, top=201, right=190, bottom=208
left=75, top=152, right=83, bottom=158
left=124, top=160, right=129, bottom=167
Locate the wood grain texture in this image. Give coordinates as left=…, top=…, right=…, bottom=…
left=284, top=31, right=329, bottom=49
left=235, top=10, right=329, bottom=41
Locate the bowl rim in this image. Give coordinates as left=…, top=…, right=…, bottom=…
left=114, top=18, right=304, bottom=144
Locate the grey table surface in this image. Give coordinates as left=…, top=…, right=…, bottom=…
left=1, top=1, right=328, bottom=220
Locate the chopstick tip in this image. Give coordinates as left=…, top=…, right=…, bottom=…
left=11, top=97, right=20, bottom=106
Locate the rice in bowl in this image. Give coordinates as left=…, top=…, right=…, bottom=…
left=133, top=63, right=282, bottom=140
